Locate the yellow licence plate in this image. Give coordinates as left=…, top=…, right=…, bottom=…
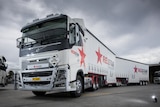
left=32, top=77, right=40, bottom=81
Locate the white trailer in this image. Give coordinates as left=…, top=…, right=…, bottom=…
left=16, top=14, right=116, bottom=97
left=115, top=57, right=149, bottom=86
left=84, top=30, right=116, bottom=87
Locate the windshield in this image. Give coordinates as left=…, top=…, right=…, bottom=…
left=18, top=17, right=69, bottom=57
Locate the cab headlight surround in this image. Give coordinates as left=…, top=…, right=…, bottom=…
left=49, top=54, right=59, bottom=67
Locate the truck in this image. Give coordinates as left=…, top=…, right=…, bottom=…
left=16, top=14, right=149, bottom=97
left=16, top=14, right=116, bottom=97
left=115, top=57, right=149, bottom=86
left=153, top=71, right=160, bottom=84
left=0, top=56, right=7, bottom=87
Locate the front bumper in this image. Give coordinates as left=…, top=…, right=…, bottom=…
left=19, top=83, right=66, bottom=92
left=18, top=66, right=76, bottom=92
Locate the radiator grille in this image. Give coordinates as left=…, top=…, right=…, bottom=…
left=22, top=71, right=52, bottom=77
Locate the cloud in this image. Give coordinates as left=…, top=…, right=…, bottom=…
left=0, top=26, right=20, bottom=64
left=0, top=0, right=39, bottom=69
left=105, top=34, right=135, bottom=54
left=123, top=47, right=160, bottom=64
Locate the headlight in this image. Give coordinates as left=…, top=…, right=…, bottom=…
left=49, top=54, right=59, bottom=67
left=56, top=70, right=66, bottom=81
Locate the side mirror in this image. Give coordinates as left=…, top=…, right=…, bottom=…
left=16, top=38, right=22, bottom=48
left=69, top=23, right=76, bottom=45
left=75, top=24, right=80, bottom=43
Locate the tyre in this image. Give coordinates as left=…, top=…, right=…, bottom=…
left=142, top=81, right=146, bottom=86
left=90, top=77, right=99, bottom=91
left=143, top=81, right=146, bottom=86
left=140, top=81, right=143, bottom=86
left=91, top=83, right=97, bottom=90
left=32, top=91, right=46, bottom=96
left=144, top=81, right=147, bottom=85
left=70, top=75, right=83, bottom=97
left=96, top=83, right=99, bottom=90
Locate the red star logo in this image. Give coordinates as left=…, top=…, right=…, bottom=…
left=96, top=47, right=102, bottom=64
left=78, top=47, right=86, bottom=67
left=134, top=66, right=138, bottom=73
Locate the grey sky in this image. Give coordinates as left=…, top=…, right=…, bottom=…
left=0, top=0, right=160, bottom=69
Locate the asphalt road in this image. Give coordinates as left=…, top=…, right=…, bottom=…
left=0, top=84, right=160, bottom=107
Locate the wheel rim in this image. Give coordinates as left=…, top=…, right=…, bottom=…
left=76, top=79, right=82, bottom=94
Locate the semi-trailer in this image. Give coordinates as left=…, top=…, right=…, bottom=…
left=115, top=57, right=149, bottom=86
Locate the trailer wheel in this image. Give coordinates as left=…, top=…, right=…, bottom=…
left=91, top=77, right=99, bottom=91
left=140, top=81, right=143, bottom=86
left=32, top=91, right=46, bottom=96
left=70, top=75, right=83, bottom=97
left=96, top=83, right=99, bottom=90
left=142, top=81, right=145, bottom=86
left=144, top=82, right=146, bottom=85
left=92, top=83, right=96, bottom=90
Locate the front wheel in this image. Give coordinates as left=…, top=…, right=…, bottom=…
left=32, top=91, right=46, bottom=96
left=70, top=75, right=83, bottom=97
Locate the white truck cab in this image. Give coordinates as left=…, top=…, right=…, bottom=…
left=16, top=14, right=148, bottom=97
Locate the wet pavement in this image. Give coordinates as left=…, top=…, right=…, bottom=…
left=0, top=84, right=160, bottom=107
